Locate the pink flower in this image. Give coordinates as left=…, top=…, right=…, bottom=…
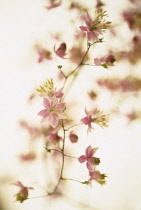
left=79, top=10, right=111, bottom=41
left=54, top=87, right=64, bottom=98
left=78, top=146, right=99, bottom=171
left=94, top=55, right=115, bottom=68
left=37, top=96, right=67, bottom=128
left=89, top=170, right=101, bottom=181
left=13, top=181, right=33, bottom=203
left=36, top=47, right=52, bottom=63
left=18, top=152, right=36, bottom=162
left=45, top=0, right=61, bottom=10
left=80, top=12, right=100, bottom=41
left=54, top=42, right=67, bottom=59
left=81, top=109, right=94, bottom=133
left=47, top=133, right=62, bottom=144
left=69, top=131, right=78, bottom=143
left=89, top=170, right=107, bottom=185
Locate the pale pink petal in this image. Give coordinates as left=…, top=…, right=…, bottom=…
left=85, top=146, right=92, bottom=157
left=87, top=31, right=93, bottom=41
left=86, top=161, right=94, bottom=171
left=43, top=98, right=51, bottom=109
left=79, top=26, right=87, bottom=32
left=54, top=88, right=63, bottom=98
left=37, top=109, right=48, bottom=117
left=14, top=181, right=24, bottom=188
left=89, top=170, right=100, bottom=181
left=85, top=12, right=93, bottom=27
left=56, top=102, right=66, bottom=110
left=40, top=112, right=50, bottom=123
left=78, top=155, right=87, bottom=163
left=51, top=96, right=58, bottom=108
left=81, top=116, right=89, bottom=125
left=50, top=113, right=58, bottom=128
left=90, top=147, right=98, bottom=156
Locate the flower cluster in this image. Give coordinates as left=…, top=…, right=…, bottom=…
left=80, top=9, right=111, bottom=41
left=78, top=146, right=106, bottom=184
left=94, top=54, right=115, bottom=69
left=13, top=4, right=114, bottom=204
left=97, top=76, right=141, bottom=92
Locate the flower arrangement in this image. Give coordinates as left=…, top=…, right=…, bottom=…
left=13, top=0, right=114, bottom=204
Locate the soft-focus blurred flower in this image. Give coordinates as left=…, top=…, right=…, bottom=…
left=79, top=9, right=111, bottom=41
left=89, top=170, right=100, bottom=181
left=54, top=42, right=67, bottom=59
left=69, top=131, right=78, bottom=143
left=45, top=0, right=61, bottom=10
left=69, top=46, right=85, bottom=64
left=18, top=152, right=36, bottom=162
left=37, top=96, right=67, bottom=128
left=13, top=181, right=33, bottom=203
left=97, top=76, right=141, bottom=92
left=89, top=170, right=106, bottom=185
left=19, top=120, right=41, bottom=139
left=95, top=0, right=105, bottom=9
left=36, top=46, right=52, bottom=63
left=94, top=55, right=115, bottom=68
left=88, top=90, right=97, bottom=100
left=78, top=146, right=99, bottom=171
left=123, top=9, right=141, bottom=30
left=47, top=132, right=62, bottom=144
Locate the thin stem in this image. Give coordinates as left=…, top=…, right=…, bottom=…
left=82, top=64, right=97, bottom=66
left=45, top=148, right=77, bottom=159
left=48, top=121, right=66, bottom=195
left=62, top=39, right=102, bottom=99
left=61, top=177, right=84, bottom=184
left=65, top=123, right=83, bottom=131
left=27, top=194, right=49, bottom=200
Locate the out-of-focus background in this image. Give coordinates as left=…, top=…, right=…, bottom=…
left=1, top=0, right=141, bottom=209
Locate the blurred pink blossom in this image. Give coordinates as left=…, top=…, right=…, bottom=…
left=18, top=152, right=36, bottom=162
left=89, top=170, right=100, bottom=181
left=69, top=131, right=78, bottom=143
left=94, top=55, right=115, bottom=68
left=45, top=0, right=61, bottom=10
left=37, top=47, right=52, bottom=63
left=69, top=46, right=85, bottom=64
left=54, top=42, right=67, bottom=59
left=47, top=133, right=62, bottom=143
